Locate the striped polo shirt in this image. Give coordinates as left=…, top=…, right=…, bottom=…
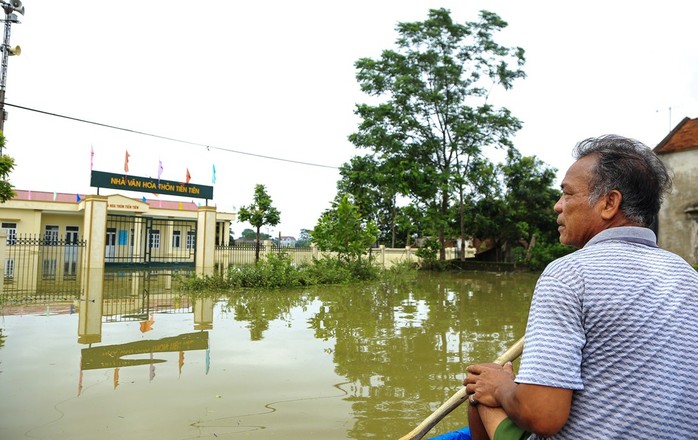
left=516, top=226, right=698, bottom=439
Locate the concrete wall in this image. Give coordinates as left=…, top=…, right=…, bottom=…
left=657, top=149, right=698, bottom=265
left=215, top=242, right=476, bottom=270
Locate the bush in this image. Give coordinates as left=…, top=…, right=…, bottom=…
left=302, top=258, right=354, bottom=284
left=415, top=238, right=440, bottom=269
left=515, top=241, right=574, bottom=270
left=228, top=251, right=309, bottom=288
left=179, top=251, right=387, bottom=291
left=176, top=273, right=231, bottom=291
left=382, top=260, right=418, bottom=284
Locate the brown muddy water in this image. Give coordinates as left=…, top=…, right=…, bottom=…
left=0, top=270, right=538, bottom=439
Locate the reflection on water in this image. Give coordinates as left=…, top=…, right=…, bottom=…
left=0, top=269, right=538, bottom=439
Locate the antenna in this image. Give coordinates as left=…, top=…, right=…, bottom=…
left=0, top=0, right=24, bottom=154
left=655, top=106, right=673, bottom=133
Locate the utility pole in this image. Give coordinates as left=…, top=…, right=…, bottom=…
left=0, top=0, right=24, bottom=155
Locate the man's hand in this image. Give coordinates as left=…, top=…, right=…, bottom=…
left=465, top=362, right=573, bottom=436
left=463, top=362, right=517, bottom=407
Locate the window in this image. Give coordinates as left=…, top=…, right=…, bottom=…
left=64, top=226, right=79, bottom=279
left=2, top=222, right=17, bottom=245
left=150, top=229, right=160, bottom=249
left=66, top=226, right=79, bottom=244
left=106, top=228, right=116, bottom=246
left=186, top=230, right=196, bottom=249
left=44, top=225, right=59, bottom=245
left=172, top=230, right=181, bottom=248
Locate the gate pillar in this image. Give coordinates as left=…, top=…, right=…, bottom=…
left=79, top=195, right=108, bottom=342
left=196, top=206, right=217, bottom=276
left=82, top=195, right=108, bottom=270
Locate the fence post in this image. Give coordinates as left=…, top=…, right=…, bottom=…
left=405, top=246, right=412, bottom=264
left=82, top=195, right=109, bottom=269
left=0, top=231, right=5, bottom=295
left=311, top=243, right=318, bottom=260
left=263, top=239, right=272, bottom=260
left=379, top=245, right=386, bottom=268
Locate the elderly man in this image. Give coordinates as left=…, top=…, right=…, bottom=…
left=464, top=135, right=698, bottom=439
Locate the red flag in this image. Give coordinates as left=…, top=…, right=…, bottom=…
left=124, top=150, right=130, bottom=173
left=114, top=368, right=120, bottom=390
left=185, top=168, right=191, bottom=184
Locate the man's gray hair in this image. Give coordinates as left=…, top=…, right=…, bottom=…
left=573, top=135, right=672, bottom=226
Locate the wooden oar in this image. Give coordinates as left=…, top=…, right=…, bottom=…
left=399, top=336, right=525, bottom=440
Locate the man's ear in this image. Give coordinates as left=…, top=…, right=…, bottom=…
left=600, top=189, right=622, bottom=220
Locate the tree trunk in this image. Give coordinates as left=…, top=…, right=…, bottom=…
left=439, top=191, right=448, bottom=261
left=525, top=233, right=536, bottom=262
left=459, top=185, right=465, bottom=261
left=391, top=202, right=396, bottom=248
left=254, top=226, right=261, bottom=263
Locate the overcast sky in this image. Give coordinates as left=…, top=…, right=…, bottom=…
left=4, top=0, right=697, bottom=238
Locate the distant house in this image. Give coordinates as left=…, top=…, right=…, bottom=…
left=279, top=236, right=296, bottom=248
left=654, top=117, right=698, bottom=266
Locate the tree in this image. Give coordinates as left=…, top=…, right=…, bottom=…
left=0, top=132, right=16, bottom=203
left=498, top=148, right=562, bottom=261
left=467, top=148, right=562, bottom=263
left=349, top=9, right=525, bottom=260
left=311, top=195, right=379, bottom=264
left=238, top=184, right=281, bottom=263
left=241, top=228, right=270, bottom=241
left=241, top=228, right=256, bottom=240
left=337, top=155, right=401, bottom=246
left=296, top=229, right=312, bottom=247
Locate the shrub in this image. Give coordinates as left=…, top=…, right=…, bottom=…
left=515, top=242, right=574, bottom=270
left=415, top=238, right=441, bottom=270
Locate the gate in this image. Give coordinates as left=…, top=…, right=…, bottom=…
left=106, top=214, right=197, bottom=267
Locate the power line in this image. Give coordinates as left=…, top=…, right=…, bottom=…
left=5, top=102, right=340, bottom=170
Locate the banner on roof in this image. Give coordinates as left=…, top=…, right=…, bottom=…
left=90, top=170, right=214, bottom=199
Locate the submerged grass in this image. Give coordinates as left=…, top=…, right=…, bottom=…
left=176, top=251, right=418, bottom=291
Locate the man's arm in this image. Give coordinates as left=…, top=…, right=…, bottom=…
left=465, top=363, right=572, bottom=437
left=468, top=402, right=509, bottom=440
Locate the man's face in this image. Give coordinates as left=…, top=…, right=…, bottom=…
left=554, top=155, right=607, bottom=248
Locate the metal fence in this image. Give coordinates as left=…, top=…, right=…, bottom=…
left=106, top=214, right=197, bottom=266
left=2, top=234, right=86, bottom=303
left=214, top=243, right=315, bottom=271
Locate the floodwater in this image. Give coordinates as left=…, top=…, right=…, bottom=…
left=0, top=270, right=538, bottom=439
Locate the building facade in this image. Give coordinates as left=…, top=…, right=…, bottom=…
left=654, top=117, right=698, bottom=266
left=1, top=190, right=236, bottom=290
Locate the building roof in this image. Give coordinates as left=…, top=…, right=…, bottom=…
left=12, top=190, right=200, bottom=211
left=654, top=117, right=698, bottom=154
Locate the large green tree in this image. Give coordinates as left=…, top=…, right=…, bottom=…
left=238, top=184, right=281, bottom=263
left=467, top=149, right=561, bottom=262
left=0, top=132, right=16, bottom=203
left=499, top=148, right=562, bottom=261
left=241, top=228, right=270, bottom=241
left=311, top=195, right=379, bottom=264
left=337, top=156, right=401, bottom=247
left=348, top=9, right=525, bottom=260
